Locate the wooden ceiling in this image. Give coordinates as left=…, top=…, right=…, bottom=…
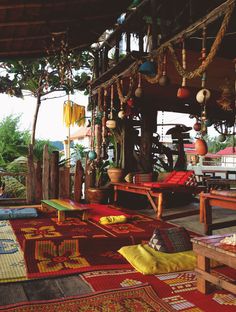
left=0, top=0, right=131, bottom=59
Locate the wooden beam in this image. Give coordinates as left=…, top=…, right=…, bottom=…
left=0, top=1, right=81, bottom=10
left=0, top=18, right=80, bottom=27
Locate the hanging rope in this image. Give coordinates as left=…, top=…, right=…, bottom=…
left=116, top=77, right=135, bottom=103
left=167, top=0, right=235, bottom=79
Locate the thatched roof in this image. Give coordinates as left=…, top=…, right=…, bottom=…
left=0, top=0, right=130, bottom=59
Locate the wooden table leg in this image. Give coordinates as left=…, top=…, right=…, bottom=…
left=204, top=199, right=212, bottom=235
left=58, top=211, right=65, bottom=223
left=82, top=210, right=89, bottom=221
left=114, top=186, right=118, bottom=204
left=197, top=254, right=211, bottom=294
left=157, top=193, right=163, bottom=220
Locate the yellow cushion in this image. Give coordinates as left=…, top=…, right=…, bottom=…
left=99, top=215, right=127, bottom=225
left=118, top=244, right=196, bottom=275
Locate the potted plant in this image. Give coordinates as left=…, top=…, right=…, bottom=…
left=86, top=159, right=111, bottom=204
left=107, top=122, right=125, bottom=183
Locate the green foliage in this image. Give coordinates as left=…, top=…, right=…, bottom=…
left=0, top=51, right=93, bottom=98
left=204, top=134, right=233, bottom=153
left=0, top=115, right=30, bottom=166
left=71, top=143, right=88, bottom=167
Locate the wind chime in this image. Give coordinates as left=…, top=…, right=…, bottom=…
left=88, top=102, right=97, bottom=160
left=177, top=38, right=191, bottom=99
left=101, top=89, right=108, bottom=159
left=195, top=26, right=209, bottom=156
left=135, top=73, right=143, bottom=98
left=106, top=85, right=116, bottom=129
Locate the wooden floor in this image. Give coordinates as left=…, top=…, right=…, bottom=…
left=1, top=198, right=236, bottom=306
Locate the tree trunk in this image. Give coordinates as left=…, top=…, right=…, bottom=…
left=31, top=93, right=41, bottom=145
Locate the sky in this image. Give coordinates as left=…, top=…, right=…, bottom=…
left=0, top=92, right=218, bottom=142
left=0, top=91, right=89, bottom=141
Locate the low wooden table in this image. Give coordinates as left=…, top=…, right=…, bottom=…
left=41, top=199, right=90, bottom=223
left=113, top=182, right=201, bottom=220
left=192, top=234, right=236, bottom=294
left=200, top=192, right=236, bottom=235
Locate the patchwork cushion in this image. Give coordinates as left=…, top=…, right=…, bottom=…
left=118, top=244, right=196, bottom=275
left=0, top=208, right=38, bottom=220
left=148, top=227, right=192, bottom=253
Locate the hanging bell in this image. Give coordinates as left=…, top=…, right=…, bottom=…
left=159, top=75, right=170, bottom=87
left=177, top=86, right=191, bottom=99
left=139, top=61, right=156, bottom=76
left=88, top=150, right=97, bottom=160
left=196, top=88, right=211, bottom=104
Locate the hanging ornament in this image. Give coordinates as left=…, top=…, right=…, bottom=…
left=196, top=88, right=211, bottom=104
left=195, top=138, right=208, bottom=156
left=106, top=85, right=116, bottom=129
left=217, top=78, right=234, bottom=111
left=159, top=51, right=170, bottom=86
left=204, top=119, right=213, bottom=127
left=88, top=150, right=97, bottom=160
left=135, top=73, right=143, bottom=97
left=193, top=122, right=201, bottom=132
left=118, top=110, right=126, bottom=119
left=177, top=38, right=191, bottom=99
left=218, top=134, right=226, bottom=142
left=89, top=102, right=97, bottom=160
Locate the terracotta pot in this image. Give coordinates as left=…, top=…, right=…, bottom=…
left=195, top=138, right=208, bottom=156
left=107, top=168, right=124, bottom=183
left=86, top=187, right=110, bottom=204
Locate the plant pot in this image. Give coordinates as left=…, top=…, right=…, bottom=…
left=107, top=168, right=124, bottom=183
left=87, top=187, right=110, bottom=204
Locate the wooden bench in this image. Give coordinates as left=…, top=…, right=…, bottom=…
left=41, top=199, right=91, bottom=223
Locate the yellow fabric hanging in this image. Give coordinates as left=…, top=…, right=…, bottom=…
left=63, top=101, right=85, bottom=127
left=63, top=100, right=72, bottom=128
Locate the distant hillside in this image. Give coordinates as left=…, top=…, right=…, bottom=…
left=50, top=141, right=64, bottom=151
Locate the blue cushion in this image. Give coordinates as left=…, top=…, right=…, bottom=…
left=0, top=208, right=38, bottom=220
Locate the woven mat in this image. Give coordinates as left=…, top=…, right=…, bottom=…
left=0, top=221, right=27, bottom=283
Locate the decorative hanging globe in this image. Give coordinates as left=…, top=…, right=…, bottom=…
left=195, top=138, right=208, bottom=156
left=88, top=150, right=97, bottom=160
left=158, top=75, right=170, bottom=87
left=106, top=119, right=116, bottom=129
left=139, top=61, right=156, bottom=76
left=196, top=88, right=211, bottom=104
left=177, top=86, right=191, bottom=99
left=218, top=134, right=226, bottom=142
left=118, top=110, right=126, bottom=119
left=135, top=87, right=143, bottom=98
left=193, top=122, right=201, bottom=132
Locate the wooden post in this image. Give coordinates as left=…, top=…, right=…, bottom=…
left=94, top=50, right=99, bottom=78
left=50, top=151, right=59, bottom=199
left=126, top=32, right=131, bottom=53
left=139, top=105, right=157, bottom=172
left=115, top=35, right=120, bottom=64
left=35, top=160, right=42, bottom=204
left=139, top=32, right=144, bottom=52
left=84, top=156, right=95, bottom=202
left=42, top=144, right=50, bottom=200
left=151, top=0, right=158, bottom=50
left=103, top=46, right=109, bottom=71
left=26, top=144, right=36, bottom=204
left=197, top=255, right=211, bottom=294
left=74, top=160, right=84, bottom=202
left=59, top=167, right=70, bottom=199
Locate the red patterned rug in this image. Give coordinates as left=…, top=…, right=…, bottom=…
left=0, top=285, right=174, bottom=312
left=81, top=267, right=236, bottom=312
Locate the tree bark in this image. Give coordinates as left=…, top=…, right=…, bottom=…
left=31, top=92, right=41, bottom=145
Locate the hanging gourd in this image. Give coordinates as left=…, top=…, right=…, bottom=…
left=135, top=73, right=143, bottom=97
left=106, top=85, right=116, bottom=129
left=159, top=51, right=170, bottom=86
left=177, top=38, right=191, bottom=99
left=195, top=138, right=208, bottom=156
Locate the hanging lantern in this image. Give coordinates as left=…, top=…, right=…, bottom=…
left=88, top=150, right=97, bottom=160
left=195, top=138, right=208, bottom=156
left=106, top=119, right=116, bottom=129
left=196, top=88, right=211, bottom=104
left=139, top=60, right=156, bottom=76
left=193, top=122, right=201, bottom=132
left=218, top=134, right=226, bottom=142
